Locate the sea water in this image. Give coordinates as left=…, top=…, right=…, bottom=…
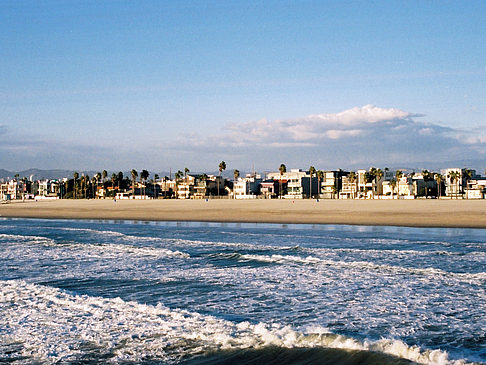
left=0, top=218, right=484, bottom=364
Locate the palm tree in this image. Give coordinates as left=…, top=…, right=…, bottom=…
left=463, top=168, right=472, bottom=199
left=117, top=171, right=123, bottom=190
left=175, top=170, right=183, bottom=199
left=154, top=174, right=159, bottom=198
left=279, top=163, right=286, bottom=199
left=369, top=167, right=377, bottom=198
left=233, top=169, right=240, bottom=199
left=316, top=170, right=324, bottom=199
left=422, top=170, right=431, bottom=197
left=102, top=170, right=108, bottom=184
left=390, top=179, right=397, bottom=199
left=80, top=175, right=85, bottom=199
left=141, top=170, right=149, bottom=198
left=131, top=169, right=138, bottom=198
left=73, top=172, right=79, bottom=199
left=111, top=173, right=117, bottom=198
left=91, top=176, right=96, bottom=198
left=376, top=168, right=383, bottom=198
left=308, top=166, right=316, bottom=199
left=395, top=170, right=403, bottom=199
left=331, top=185, right=338, bottom=199
left=348, top=171, right=357, bottom=199
left=184, top=167, right=190, bottom=180
left=448, top=171, right=459, bottom=199
left=95, top=172, right=101, bottom=197
left=435, top=173, right=443, bottom=198
left=218, top=161, right=226, bottom=196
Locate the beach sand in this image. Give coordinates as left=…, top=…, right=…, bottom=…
left=1, top=198, right=486, bottom=228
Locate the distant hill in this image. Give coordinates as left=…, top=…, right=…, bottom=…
left=0, top=169, right=97, bottom=181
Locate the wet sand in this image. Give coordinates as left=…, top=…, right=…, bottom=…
left=1, top=199, right=486, bottom=228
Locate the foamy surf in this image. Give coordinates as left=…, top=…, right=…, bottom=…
left=0, top=280, right=467, bottom=365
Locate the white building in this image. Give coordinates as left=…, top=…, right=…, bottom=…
left=234, top=174, right=262, bottom=199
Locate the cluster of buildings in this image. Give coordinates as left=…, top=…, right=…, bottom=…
left=2, top=167, right=486, bottom=201
left=0, top=178, right=65, bottom=201
left=234, top=168, right=486, bottom=200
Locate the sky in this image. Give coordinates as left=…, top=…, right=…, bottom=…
left=1, top=0, right=485, bottom=173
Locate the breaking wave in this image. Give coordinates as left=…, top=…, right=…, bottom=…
left=0, top=280, right=463, bottom=365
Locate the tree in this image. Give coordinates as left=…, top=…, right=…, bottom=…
left=141, top=170, right=149, bottom=198
left=73, top=172, right=79, bottom=199
left=309, top=166, right=316, bottom=199
left=117, top=171, right=123, bottom=190
left=316, top=170, right=324, bottom=199
left=233, top=169, right=240, bottom=181
left=95, top=172, right=102, bottom=196
left=102, top=170, right=108, bottom=184
left=154, top=174, right=160, bottom=199
left=376, top=168, right=383, bottom=198
left=395, top=170, right=403, bottom=199
left=91, top=176, right=97, bottom=198
left=348, top=171, right=357, bottom=199
left=184, top=167, right=190, bottom=180
left=279, top=163, right=286, bottom=199
left=364, top=168, right=376, bottom=199
left=175, top=170, right=183, bottom=199
left=131, top=169, right=138, bottom=198
left=390, top=179, right=397, bottom=199
left=463, top=168, right=473, bottom=199
left=448, top=171, right=459, bottom=199
left=111, top=173, right=117, bottom=198
left=366, top=167, right=377, bottom=198
left=331, top=185, right=338, bottom=199
left=80, top=175, right=86, bottom=199
left=422, top=170, right=431, bottom=197
left=435, top=173, right=443, bottom=198
left=218, top=161, right=226, bottom=196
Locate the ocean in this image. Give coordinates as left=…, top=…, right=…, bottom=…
left=0, top=218, right=484, bottom=364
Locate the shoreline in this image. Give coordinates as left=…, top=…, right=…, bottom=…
left=1, top=199, right=486, bottom=229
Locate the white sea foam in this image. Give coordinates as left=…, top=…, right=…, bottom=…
left=0, top=280, right=465, bottom=365
left=240, top=253, right=322, bottom=265
left=233, top=252, right=485, bottom=284
left=1, top=232, right=189, bottom=259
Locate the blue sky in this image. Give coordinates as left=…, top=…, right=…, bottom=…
left=1, top=0, right=485, bottom=173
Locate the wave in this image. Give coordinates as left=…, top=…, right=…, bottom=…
left=0, top=232, right=189, bottom=259
left=240, top=253, right=322, bottom=265
left=0, top=280, right=464, bottom=365
left=0, top=233, right=57, bottom=245
left=220, top=252, right=486, bottom=284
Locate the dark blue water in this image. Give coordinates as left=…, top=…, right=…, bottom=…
left=0, top=218, right=485, bottom=364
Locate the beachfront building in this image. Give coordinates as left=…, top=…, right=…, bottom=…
left=339, top=175, right=357, bottom=199
left=260, top=179, right=280, bottom=199
left=0, top=179, right=28, bottom=200
left=357, top=169, right=376, bottom=198
left=381, top=175, right=416, bottom=198
left=34, top=179, right=62, bottom=199
left=465, top=178, right=486, bottom=199
left=320, top=170, right=348, bottom=199
left=233, top=174, right=262, bottom=199
left=267, top=169, right=318, bottom=199
left=156, top=178, right=176, bottom=198
left=440, top=168, right=478, bottom=199
left=176, top=175, right=197, bottom=199
left=193, top=175, right=224, bottom=199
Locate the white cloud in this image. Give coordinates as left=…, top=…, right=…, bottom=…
left=2, top=106, right=486, bottom=171
left=171, top=105, right=486, bottom=169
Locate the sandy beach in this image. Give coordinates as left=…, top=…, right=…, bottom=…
left=1, top=198, right=486, bottom=228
